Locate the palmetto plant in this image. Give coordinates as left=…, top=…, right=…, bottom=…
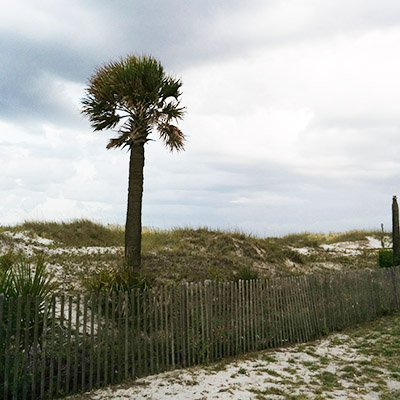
left=81, top=54, right=186, bottom=271
left=0, top=252, right=55, bottom=352
left=0, top=252, right=55, bottom=299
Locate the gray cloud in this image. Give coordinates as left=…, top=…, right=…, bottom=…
left=1, top=0, right=400, bottom=234
left=2, top=0, right=400, bottom=127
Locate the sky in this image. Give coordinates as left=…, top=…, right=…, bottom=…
left=1, top=0, right=400, bottom=236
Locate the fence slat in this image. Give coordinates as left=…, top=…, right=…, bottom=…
left=40, top=298, right=49, bottom=399
left=22, top=295, right=31, bottom=400
left=124, top=292, right=129, bottom=380
left=110, top=293, right=116, bottom=383
left=31, top=297, right=40, bottom=399
left=130, top=290, right=136, bottom=378
left=48, top=296, right=56, bottom=398
left=4, top=298, right=14, bottom=400
left=82, top=295, right=88, bottom=392
left=104, top=294, right=109, bottom=385
left=96, top=294, right=102, bottom=388
left=89, top=295, right=95, bottom=391
left=237, top=281, right=242, bottom=353
left=12, top=296, right=22, bottom=399
left=57, top=295, right=65, bottom=394
left=162, top=287, right=169, bottom=371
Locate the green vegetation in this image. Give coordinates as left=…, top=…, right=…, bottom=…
left=0, top=251, right=55, bottom=299
left=379, top=249, right=394, bottom=268
left=82, top=264, right=150, bottom=294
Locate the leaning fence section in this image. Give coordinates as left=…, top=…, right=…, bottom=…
left=1, top=267, right=399, bottom=399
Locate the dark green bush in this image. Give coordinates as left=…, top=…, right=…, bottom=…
left=378, top=249, right=393, bottom=269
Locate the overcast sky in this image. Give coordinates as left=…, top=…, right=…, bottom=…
left=1, top=0, right=400, bottom=236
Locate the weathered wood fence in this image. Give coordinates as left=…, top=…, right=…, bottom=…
left=1, top=266, right=400, bottom=399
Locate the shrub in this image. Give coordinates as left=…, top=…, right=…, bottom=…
left=0, top=251, right=56, bottom=342
left=378, top=249, right=393, bottom=269
left=82, top=264, right=150, bottom=294
left=236, top=267, right=258, bottom=281
left=0, top=252, right=55, bottom=298
left=0, top=252, right=55, bottom=340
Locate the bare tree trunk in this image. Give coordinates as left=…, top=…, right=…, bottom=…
left=125, top=144, right=144, bottom=271
left=393, top=195, right=400, bottom=265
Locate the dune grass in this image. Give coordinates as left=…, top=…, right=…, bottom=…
left=0, top=220, right=390, bottom=294
left=1, top=219, right=125, bottom=247
left=277, top=229, right=385, bottom=248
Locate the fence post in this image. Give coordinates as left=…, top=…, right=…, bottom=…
left=390, top=268, right=399, bottom=309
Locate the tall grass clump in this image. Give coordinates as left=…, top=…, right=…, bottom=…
left=278, top=232, right=322, bottom=248
left=325, top=230, right=379, bottom=244
left=236, top=267, right=259, bottom=281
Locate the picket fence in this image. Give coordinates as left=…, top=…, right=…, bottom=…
left=1, top=266, right=400, bottom=399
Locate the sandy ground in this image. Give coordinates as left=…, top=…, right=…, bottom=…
left=67, top=330, right=400, bottom=400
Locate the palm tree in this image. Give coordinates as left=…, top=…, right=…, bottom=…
left=81, top=55, right=186, bottom=271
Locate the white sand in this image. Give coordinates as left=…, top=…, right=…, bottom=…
left=68, top=332, right=397, bottom=400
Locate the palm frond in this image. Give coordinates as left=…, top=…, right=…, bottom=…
left=106, top=135, right=130, bottom=149
left=161, top=102, right=186, bottom=121
left=158, top=123, right=185, bottom=151
left=160, top=77, right=182, bottom=100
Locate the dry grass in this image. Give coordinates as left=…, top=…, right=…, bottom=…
left=0, top=220, right=390, bottom=294
left=0, top=219, right=125, bottom=247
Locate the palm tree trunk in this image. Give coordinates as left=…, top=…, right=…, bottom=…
left=125, top=143, right=144, bottom=271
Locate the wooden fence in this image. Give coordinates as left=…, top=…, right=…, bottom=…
left=1, top=266, right=399, bottom=399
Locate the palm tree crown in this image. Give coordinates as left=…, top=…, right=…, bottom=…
left=81, top=54, right=186, bottom=151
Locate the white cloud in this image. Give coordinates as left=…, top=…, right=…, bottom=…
left=1, top=0, right=400, bottom=234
